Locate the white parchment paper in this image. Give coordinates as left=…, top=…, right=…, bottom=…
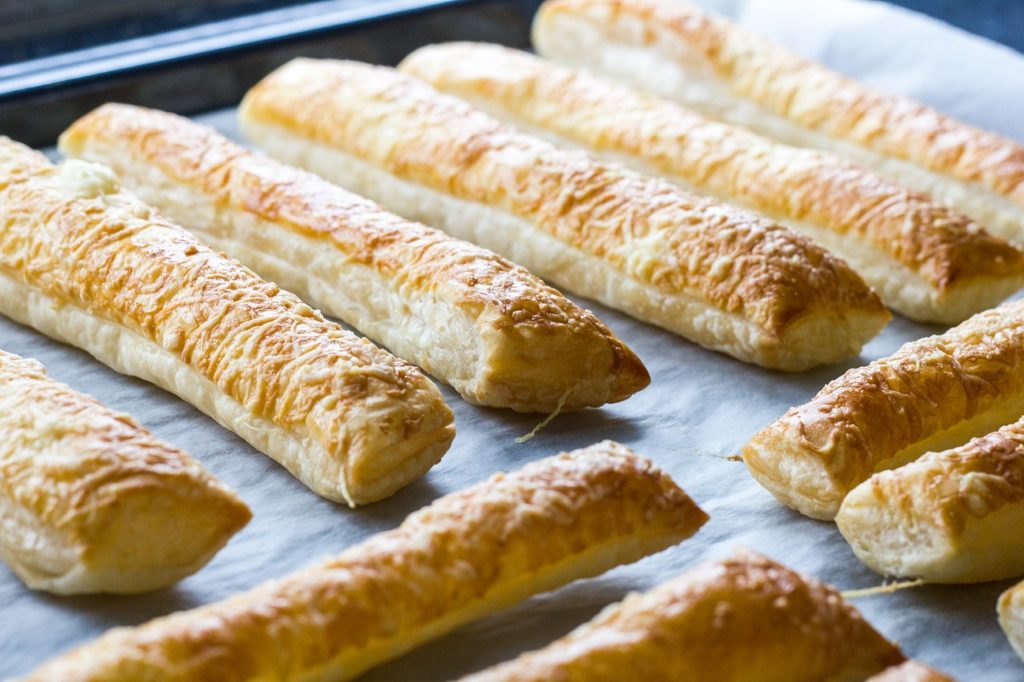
left=2, top=1, right=1022, bottom=678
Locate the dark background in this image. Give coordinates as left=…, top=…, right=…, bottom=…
left=0, top=0, right=1016, bottom=64
left=0, top=0, right=1018, bottom=146
left=890, top=0, right=1023, bottom=52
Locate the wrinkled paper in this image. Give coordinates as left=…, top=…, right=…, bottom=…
left=2, top=0, right=1022, bottom=677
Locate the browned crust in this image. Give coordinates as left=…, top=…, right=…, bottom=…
left=400, top=42, right=1024, bottom=291
left=459, top=551, right=904, bottom=682
left=0, top=137, right=454, bottom=505
left=0, top=348, right=251, bottom=586
left=59, top=103, right=650, bottom=409
left=23, top=441, right=707, bottom=681
left=537, top=0, right=1024, bottom=207
left=745, top=299, right=1024, bottom=501
left=239, top=58, right=885, bottom=338
left=867, top=661, right=956, bottom=682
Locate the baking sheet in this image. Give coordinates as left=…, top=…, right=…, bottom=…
left=1, top=0, right=1021, bottom=678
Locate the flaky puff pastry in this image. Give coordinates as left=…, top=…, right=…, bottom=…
left=401, top=43, right=1024, bottom=325
left=999, top=580, right=1024, bottom=663
left=458, top=551, right=904, bottom=682
left=58, top=104, right=649, bottom=413
left=867, top=662, right=956, bottom=682
left=837, top=416, right=1024, bottom=583
left=239, top=58, right=889, bottom=371
left=532, top=0, right=1024, bottom=249
left=0, top=349, right=250, bottom=595
left=744, top=299, right=1024, bottom=520
left=0, top=137, right=454, bottom=506
left=22, top=441, right=707, bottom=682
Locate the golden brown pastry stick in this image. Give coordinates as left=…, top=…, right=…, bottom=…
left=837, top=416, right=1024, bottom=583
left=0, top=348, right=250, bottom=595
left=22, top=441, right=707, bottom=682
left=400, top=42, right=1024, bottom=325
left=239, top=58, right=890, bottom=372
left=532, top=0, right=1024, bottom=247
left=58, top=103, right=649, bottom=413
left=457, top=551, right=904, bottom=682
left=0, top=136, right=454, bottom=506
left=1000, top=580, right=1024, bottom=662
left=744, top=299, right=1024, bottom=520
left=867, top=661, right=957, bottom=682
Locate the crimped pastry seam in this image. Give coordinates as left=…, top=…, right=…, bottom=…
left=531, top=0, right=1024, bottom=246
left=0, top=348, right=250, bottom=595
left=457, top=550, right=904, bottom=682
left=837, top=416, right=1024, bottom=583
left=399, top=42, right=1024, bottom=325
left=744, top=299, right=1024, bottom=519
left=22, top=441, right=707, bottom=682
left=0, top=136, right=454, bottom=506
left=59, top=103, right=650, bottom=413
left=239, top=58, right=890, bottom=371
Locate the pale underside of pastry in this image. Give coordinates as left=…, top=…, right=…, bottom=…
left=457, top=550, right=904, bottom=682
left=532, top=0, right=1024, bottom=248
left=837, top=416, right=1024, bottom=583
left=866, top=661, right=957, bottom=682
left=399, top=42, right=1024, bottom=325
left=999, top=580, right=1024, bottom=663
left=0, top=137, right=454, bottom=507
left=239, top=58, right=891, bottom=372
left=23, top=441, right=708, bottom=682
left=58, top=103, right=650, bottom=413
left=0, top=348, right=251, bottom=595
left=744, top=300, right=1024, bottom=520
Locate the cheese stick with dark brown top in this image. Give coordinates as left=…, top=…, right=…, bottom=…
left=59, top=104, right=649, bottom=413
left=745, top=299, right=1024, bottom=519
left=239, top=58, right=890, bottom=371
left=533, top=0, right=1024, bottom=248
left=401, top=42, right=1024, bottom=325
left=0, top=136, right=454, bottom=506
left=457, top=551, right=904, bottom=682
left=22, top=441, right=707, bottom=682
left=0, top=348, right=250, bottom=595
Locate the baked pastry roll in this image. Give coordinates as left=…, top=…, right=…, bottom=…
left=532, top=0, right=1024, bottom=248
left=867, top=662, right=956, bottom=682
left=456, top=551, right=904, bottom=682
left=23, top=441, right=708, bottom=682
left=0, top=136, right=454, bottom=506
left=59, top=104, right=649, bottom=413
left=837, top=416, right=1024, bottom=583
left=744, top=299, right=1024, bottom=519
left=0, top=348, right=250, bottom=595
left=1000, top=579, right=1024, bottom=662
left=239, top=58, right=890, bottom=371
left=400, top=42, right=1024, bottom=325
